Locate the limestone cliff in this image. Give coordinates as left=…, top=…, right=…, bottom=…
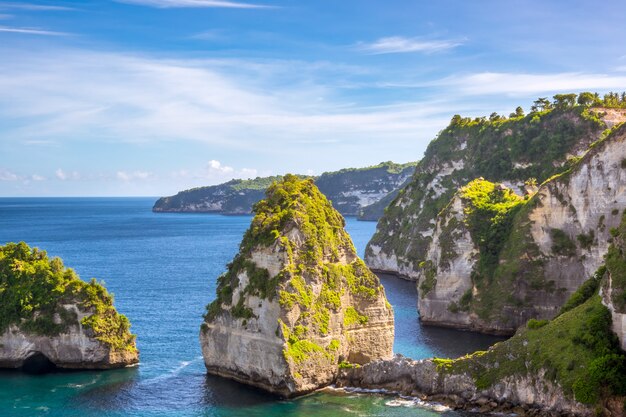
left=366, top=107, right=626, bottom=280
left=153, top=161, right=416, bottom=220
left=0, top=242, right=138, bottom=371
left=338, top=294, right=626, bottom=417
left=415, top=123, right=626, bottom=333
left=200, top=175, right=394, bottom=397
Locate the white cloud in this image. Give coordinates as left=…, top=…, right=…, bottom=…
left=0, top=48, right=455, bottom=150
left=116, top=0, right=271, bottom=9
left=435, top=72, right=626, bottom=96
left=358, top=36, right=463, bottom=54
left=0, top=26, right=70, bottom=36
left=0, top=2, right=75, bottom=11
left=116, top=170, right=154, bottom=181
left=0, top=168, right=20, bottom=181
left=30, top=174, right=46, bottom=181
left=55, top=169, right=80, bottom=181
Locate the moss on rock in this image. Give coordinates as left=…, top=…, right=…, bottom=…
left=0, top=242, right=137, bottom=354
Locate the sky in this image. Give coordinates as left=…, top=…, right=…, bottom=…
left=1, top=0, right=626, bottom=196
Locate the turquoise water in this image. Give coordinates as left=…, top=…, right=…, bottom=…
left=0, top=198, right=503, bottom=417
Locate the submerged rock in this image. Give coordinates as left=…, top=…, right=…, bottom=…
left=0, top=242, right=138, bottom=370
left=200, top=175, right=394, bottom=397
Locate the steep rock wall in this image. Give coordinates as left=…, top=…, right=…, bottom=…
left=415, top=125, right=626, bottom=333
left=366, top=108, right=625, bottom=280
left=200, top=176, right=394, bottom=397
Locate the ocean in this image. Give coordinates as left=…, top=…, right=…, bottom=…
left=0, top=198, right=503, bottom=417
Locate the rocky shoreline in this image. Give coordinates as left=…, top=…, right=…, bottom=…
left=335, top=355, right=597, bottom=417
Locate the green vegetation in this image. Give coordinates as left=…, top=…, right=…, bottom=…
left=343, top=306, right=368, bottom=326
left=0, top=242, right=136, bottom=352
left=559, top=266, right=605, bottom=315
left=437, top=295, right=626, bottom=405
left=204, top=175, right=390, bottom=369
left=550, top=228, right=577, bottom=256
left=576, top=230, right=595, bottom=250
left=460, top=179, right=525, bottom=280
left=368, top=95, right=611, bottom=277
left=605, top=212, right=626, bottom=313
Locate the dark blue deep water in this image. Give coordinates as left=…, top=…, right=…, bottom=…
left=0, top=198, right=503, bottom=417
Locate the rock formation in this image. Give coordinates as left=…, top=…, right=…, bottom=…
left=0, top=242, right=138, bottom=371
left=338, top=291, right=626, bottom=417
left=414, top=123, right=626, bottom=333
left=366, top=107, right=626, bottom=280
left=153, top=161, right=416, bottom=221
left=200, top=175, right=394, bottom=397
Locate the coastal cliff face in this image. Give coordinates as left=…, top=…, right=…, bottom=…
left=415, top=125, right=626, bottom=334
left=338, top=293, right=626, bottom=417
left=153, top=161, right=416, bottom=220
left=200, top=175, right=394, bottom=397
left=0, top=242, right=138, bottom=370
left=366, top=108, right=626, bottom=280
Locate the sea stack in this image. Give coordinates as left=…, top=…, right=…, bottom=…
left=200, top=175, right=394, bottom=397
left=0, top=242, right=138, bottom=371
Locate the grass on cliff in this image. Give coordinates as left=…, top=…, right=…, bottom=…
left=368, top=103, right=607, bottom=270
left=436, top=292, right=626, bottom=405
left=605, top=211, right=626, bottom=313
left=205, top=175, right=389, bottom=367
left=0, top=242, right=137, bottom=352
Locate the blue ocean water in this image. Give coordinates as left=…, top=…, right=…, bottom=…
left=0, top=198, right=503, bottom=417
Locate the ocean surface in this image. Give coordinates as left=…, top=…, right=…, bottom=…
left=0, top=198, right=504, bottom=417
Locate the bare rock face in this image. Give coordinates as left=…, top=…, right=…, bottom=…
left=414, top=124, right=626, bottom=334
left=0, top=242, right=138, bottom=371
left=200, top=175, right=394, bottom=397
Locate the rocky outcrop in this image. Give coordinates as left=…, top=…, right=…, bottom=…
left=338, top=293, right=626, bottom=417
left=337, top=356, right=592, bottom=417
left=414, top=124, right=626, bottom=334
left=0, top=242, right=138, bottom=371
left=153, top=161, right=416, bottom=220
left=200, top=175, right=394, bottom=397
left=366, top=107, right=626, bottom=280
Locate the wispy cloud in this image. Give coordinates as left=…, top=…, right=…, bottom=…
left=435, top=72, right=626, bottom=96
left=0, top=48, right=454, bottom=150
left=116, top=0, right=272, bottom=9
left=357, top=36, right=463, bottom=54
left=0, top=26, right=70, bottom=36
left=0, top=2, right=75, bottom=11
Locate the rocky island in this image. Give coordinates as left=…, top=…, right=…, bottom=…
left=153, top=161, right=416, bottom=221
left=199, top=175, right=394, bottom=397
left=0, top=242, right=138, bottom=372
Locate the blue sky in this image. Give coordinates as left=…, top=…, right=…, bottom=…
left=1, top=0, right=626, bottom=196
